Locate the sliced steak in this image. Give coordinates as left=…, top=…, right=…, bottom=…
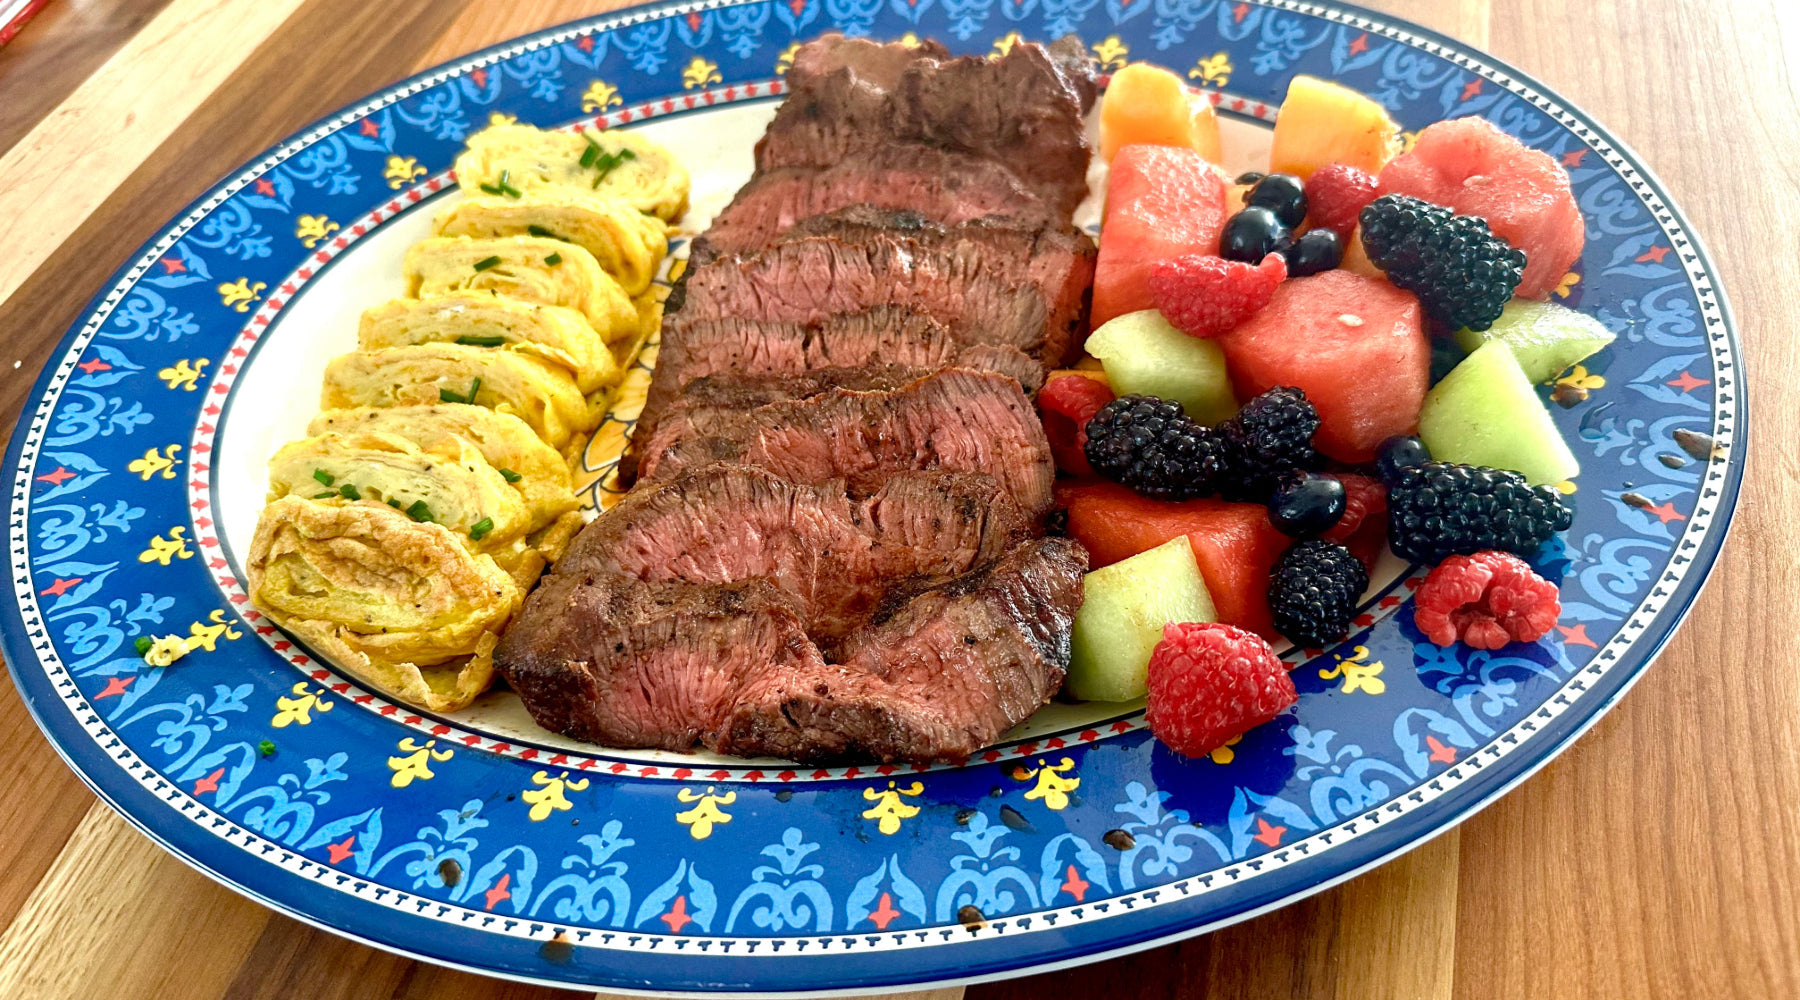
left=556, top=465, right=1031, bottom=637
left=719, top=538, right=1087, bottom=763
left=756, top=36, right=1096, bottom=217
left=701, top=145, right=1058, bottom=255
left=783, top=34, right=950, bottom=91
left=637, top=366, right=1054, bottom=518
left=664, top=233, right=1062, bottom=361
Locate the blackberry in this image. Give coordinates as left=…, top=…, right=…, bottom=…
left=1083, top=395, right=1225, bottom=501
left=1217, top=387, right=1321, bottom=502
left=1386, top=461, right=1574, bottom=563
left=1358, top=194, right=1526, bottom=331
left=1269, top=540, right=1368, bottom=649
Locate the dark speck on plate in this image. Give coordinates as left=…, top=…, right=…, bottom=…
left=955, top=807, right=977, bottom=825
left=775, top=789, right=794, bottom=803
left=1102, top=829, right=1136, bottom=851
left=999, top=804, right=1035, bottom=833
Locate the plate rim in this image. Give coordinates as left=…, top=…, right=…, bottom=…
left=0, top=0, right=1749, bottom=993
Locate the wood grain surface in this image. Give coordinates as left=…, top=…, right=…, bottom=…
left=0, top=0, right=1793, bottom=997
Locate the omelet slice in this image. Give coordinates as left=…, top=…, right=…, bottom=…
left=404, top=235, right=638, bottom=343
left=247, top=497, right=520, bottom=712
left=322, top=344, right=597, bottom=453
left=358, top=293, right=621, bottom=394
left=308, top=405, right=579, bottom=528
left=268, top=431, right=532, bottom=549
left=434, top=191, right=669, bottom=297
left=454, top=122, right=690, bottom=222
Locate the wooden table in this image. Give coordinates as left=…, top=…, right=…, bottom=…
left=0, top=0, right=1792, bottom=996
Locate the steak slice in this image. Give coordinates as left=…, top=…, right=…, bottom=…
left=756, top=35, right=1096, bottom=217
left=783, top=34, right=951, bottom=91
left=719, top=538, right=1087, bottom=763
left=701, top=145, right=1058, bottom=256
left=637, top=366, right=1054, bottom=518
left=665, top=233, right=1062, bottom=362
left=556, top=465, right=1031, bottom=638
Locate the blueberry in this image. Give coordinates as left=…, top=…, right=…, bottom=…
left=1375, top=434, right=1432, bottom=484
left=1246, top=173, right=1308, bottom=228
left=1267, top=472, right=1347, bottom=538
left=1220, top=207, right=1291, bottom=264
left=1234, top=171, right=1266, bottom=186
left=1287, top=229, right=1343, bottom=277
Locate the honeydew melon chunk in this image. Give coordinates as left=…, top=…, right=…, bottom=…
left=1453, top=299, right=1617, bottom=384
left=1085, top=309, right=1238, bottom=425
left=1066, top=536, right=1217, bottom=703
left=1420, top=340, right=1581, bottom=485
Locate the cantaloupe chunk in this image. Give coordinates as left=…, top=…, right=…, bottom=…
left=1099, top=63, right=1222, bottom=164
left=1339, top=225, right=1383, bottom=278
left=1269, top=76, right=1402, bottom=179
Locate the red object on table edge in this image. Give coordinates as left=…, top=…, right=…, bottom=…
left=0, top=0, right=52, bottom=48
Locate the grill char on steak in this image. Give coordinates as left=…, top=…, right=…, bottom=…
left=635, top=366, right=1055, bottom=518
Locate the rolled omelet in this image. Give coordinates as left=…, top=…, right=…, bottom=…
left=454, top=123, right=690, bottom=221
left=358, top=293, right=621, bottom=394
left=434, top=191, right=668, bottom=297
left=268, top=431, right=532, bottom=548
left=308, top=404, right=579, bottom=527
left=404, top=235, right=638, bottom=343
left=321, top=344, right=598, bottom=453
left=246, top=497, right=521, bottom=712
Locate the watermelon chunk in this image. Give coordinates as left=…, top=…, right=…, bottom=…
left=1217, top=270, right=1429, bottom=463
left=1092, top=145, right=1228, bottom=328
left=1058, top=480, right=1288, bottom=640
left=1377, top=117, right=1585, bottom=299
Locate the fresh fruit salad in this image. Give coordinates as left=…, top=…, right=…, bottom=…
left=1054, top=63, right=1612, bottom=758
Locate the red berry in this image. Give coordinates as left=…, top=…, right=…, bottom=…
left=1148, top=253, right=1287, bottom=339
left=1413, top=551, right=1561, bottom=649
left=1322, top=473, right=1387, bottom=571
left=1146, top=622, right=1296, bottom=757
left=1037, top=374, right=1115, bottom=476
left=1305, top=164, right=1379, bottom=239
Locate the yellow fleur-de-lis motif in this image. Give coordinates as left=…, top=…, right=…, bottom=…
left=524, top=770, right=592, bottom=821
left=272, top=681, right=335, bottom=728
left=157, top=357, right=208, bottom=391
left=296, top=214, right=338, bottom=249
left=142, top=635, right=190, bottom=667
left=1188, top=51, right=1232, bottom=87
left=387, top=737, right=454, bottom=788
left=674, top=786, right=738, bottom=839
left=138, top=526, right=193, bottom=567
left=581, top=79, right=623, bottom=112
left=1209, top=733, right=1243, bottom=765
left=1555, top=364, right=1606, bottom=391
left=1019, top=757, right=1081, bottom=811
left=183, top=610, right=241, bottom=653
left=127, top=444, right=182, bottom=481
left=775, top=42, right=801, bottom=75
left=385, top=155, right=428, bottom=189
left=861, top=780, right=924, bottom=835
left=991, top=32, right=1024, bottom=59
left=488, top=112, right=517, bottom=127
left=1319, top=645, right=1387, bottom=695
left=682, top=56, right=722, bottom=90
left=1553, top=271, right=1581, bottom=299
left=1553, top=480, right=1578, bottom=496
left=1091, top=36, right=1129, bottom=72
left=218, top=278, right=264, bottom=312
left=898, top=32, right=921, bottom=47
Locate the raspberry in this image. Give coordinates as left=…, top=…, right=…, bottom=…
left=1146, top=622, right=1296, bottom=758
left=1304, top=164, right=1378, bottom=239
left=1321, top=473, right=1387, bottom=571
left=1037, top=374, right=1115, bottom=476
left=1148, top=253, right=1287, bottom=338
left=1414, top=551, right=1561, bottom=649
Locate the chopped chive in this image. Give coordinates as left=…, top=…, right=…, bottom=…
left=387, top=498, right=403, bottom=509
left=438, top=386, right=465, bottom=403
left=473, top=255, right=501, bottom=272
left=338, top=483, right=361, bottom=501
left=468, top=517, right=495, bottom=541
left=479, top=183, right=503, bottom=195
left=527, top=224, right=562, bottom=240
left=405, top=499, right=434, bottom=523
left=580, top=135, right=602, bottom=167
left=455, top=334, right=507, bottom=347
left=312, top=468, right=335, bottom=486
left=497, top=467, right=522, bottom=483
left=544, top=253, right=562, bottom=266
left=499, top=183, right=522, bottom=198
left=135, top=636, right=153, bottom=655
left=258, top=739, right=277, bottom=757
left=312, top=491, right=336, bottom=499
left=468, top=377, right=482, bottom=399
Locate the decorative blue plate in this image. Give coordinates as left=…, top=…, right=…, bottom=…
left=0, top=0, right=1743, bottom=993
